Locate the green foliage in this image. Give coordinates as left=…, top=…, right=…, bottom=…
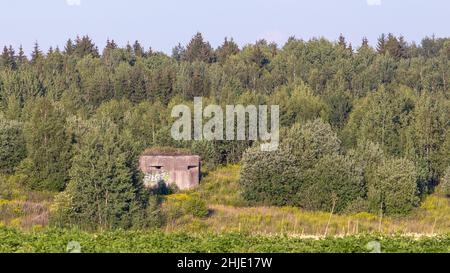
left=18, top=97, right=71, bottom=191
left=163, top=193, right=209, bottom=221
left=0, top=33, right=449, bottom=226
left=184, top=195, right=209, bottom=218
left=284, top=119, right=341, bottom=169
left=441, top=167, right=450, bottom=197
left=58, top=119, right=159, bottom=230
left=240, top=146, right=299, bottom=206
left=1, top=227, right=449, bottom=253
left=299, top=154, right=364, bottom=213
left=0, top=118, right=26, bottom=174
left=368, top=158, right=420, bottom=215
left=240, top=119, right=342, bottom=207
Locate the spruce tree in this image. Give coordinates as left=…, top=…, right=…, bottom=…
left=133, top=40, right=145, bottom=57
left=17, top=45, right=28, bottom=65
left=376, top=33, right=387, bottom=54
left=64, top=38, right=75, bottom=55
left=31, top=41, right=43, bottom=64
left=184, top=32, right=214, bottom=63
left=338, top=33, right=347, bottom=48
left=66, top=119, right=146, bottom=229
left=216, top=37, right=239, bottom=63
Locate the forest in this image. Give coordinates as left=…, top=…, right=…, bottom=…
left=0, top=32, right=449, bottom=233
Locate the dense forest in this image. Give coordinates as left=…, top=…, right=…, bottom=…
left=0, top=33, right=449, bottom=230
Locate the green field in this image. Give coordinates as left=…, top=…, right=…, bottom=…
left=0, top=227, right=449, bottom=253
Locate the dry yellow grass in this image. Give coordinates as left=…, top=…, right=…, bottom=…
left=166, top=165, right=450, bottom=236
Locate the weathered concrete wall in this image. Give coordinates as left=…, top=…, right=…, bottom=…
left=139, top=155, right=201, bottom=190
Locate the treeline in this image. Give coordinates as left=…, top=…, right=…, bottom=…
left=0, top=33, right=449, bottom=229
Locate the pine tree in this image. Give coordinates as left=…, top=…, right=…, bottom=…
left=133, top=40, right=145, bottom=57
left=31, top=41, right=43, bottom=63
left=216, top=37, right=239, bottom=63
left=1, top=46, right=9, bottom=67
left=338, top=33, right=347, bottom=49
left=66, top=119, right=145, bottom=229
left=376, top=33, right=387, bottom=54
left=361, top=37, right=369, bottom=48
left=74, top=35, right=99, bottom=58
left=1, top=45, right=16, bottom=69
left=172, top=43, right=185, bottom=61
left=17, top=45, right=28, bottom=65
left=184, top=32, right=214, bottom=63
left=105, top=39, right=118, bottom=50
left=64, top=38, right=75, bottom=55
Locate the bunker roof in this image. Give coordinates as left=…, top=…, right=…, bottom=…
left=141, top=147, right=192, bottom=157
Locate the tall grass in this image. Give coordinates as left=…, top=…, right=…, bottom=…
left=165, top=165, right=450, bottom=236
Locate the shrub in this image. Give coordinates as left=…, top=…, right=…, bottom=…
left=163, top=193, right=209, bottom=220
left=368, top=158, right=420, bottom=215
left=240, top=146, right=300, bottom=206
left=240, top=119, right=342, bottom=207
left=283, top=119, right=341, bottom=169
left=185, top=195, right=209, bottom=218
left=298, top=154, right=365, bottom=213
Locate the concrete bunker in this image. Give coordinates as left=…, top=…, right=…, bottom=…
left=139, top=148, right=201, bottom=190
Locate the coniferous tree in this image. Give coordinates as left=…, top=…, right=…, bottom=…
left=172, top=43, right=185, bottom=62
left=1, top=46, right=16, bottom=69
left=361, top=37, right=369, bottom=48
left=216, top=37, right=240, bottom=63
left=74, top=35, right=99, bottom=58
left=65, top=119, right=149, bottom=229
left=338, top=33, right=347, bottom=49
left=64, top=38, right=75, bottom=55
left=133, top=40, right=145, bottom=58
left=31, top=41, right=43, bottom=64
left=376, top=33, right=387, bottom=54
left=17, top=45, right=28, bottom=65
left=184, top=32, right=214, bottom=63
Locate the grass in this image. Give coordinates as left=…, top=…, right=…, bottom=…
left=2, top=165, right=450, bottom=238
left=165, top=165, right=450, bottom=236
left=0, top=175, right=54, bottom=230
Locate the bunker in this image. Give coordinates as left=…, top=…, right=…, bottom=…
left=139, top=150, right=201, bottom=190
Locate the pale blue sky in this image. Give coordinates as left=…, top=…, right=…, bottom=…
left=1, top=0, right=449, bottom=54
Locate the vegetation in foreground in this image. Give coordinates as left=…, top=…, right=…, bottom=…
left=0, top=226, right=449, bottom=253
left=2, top=165, right=450, bottom=237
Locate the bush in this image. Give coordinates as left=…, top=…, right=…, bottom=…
left=368, top=158, right=420, bottom=215
left=240, top=146, right=300, bottom=206
left=240, top=119, right=342, bottom=207
left=298, top=154, right=365, bottom=213
left=185, top=195, right=209, bottom=218
left=283, top=119, right=341, bottom=169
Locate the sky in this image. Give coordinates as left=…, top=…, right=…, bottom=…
left=1, top=0, right=449, bottom=54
